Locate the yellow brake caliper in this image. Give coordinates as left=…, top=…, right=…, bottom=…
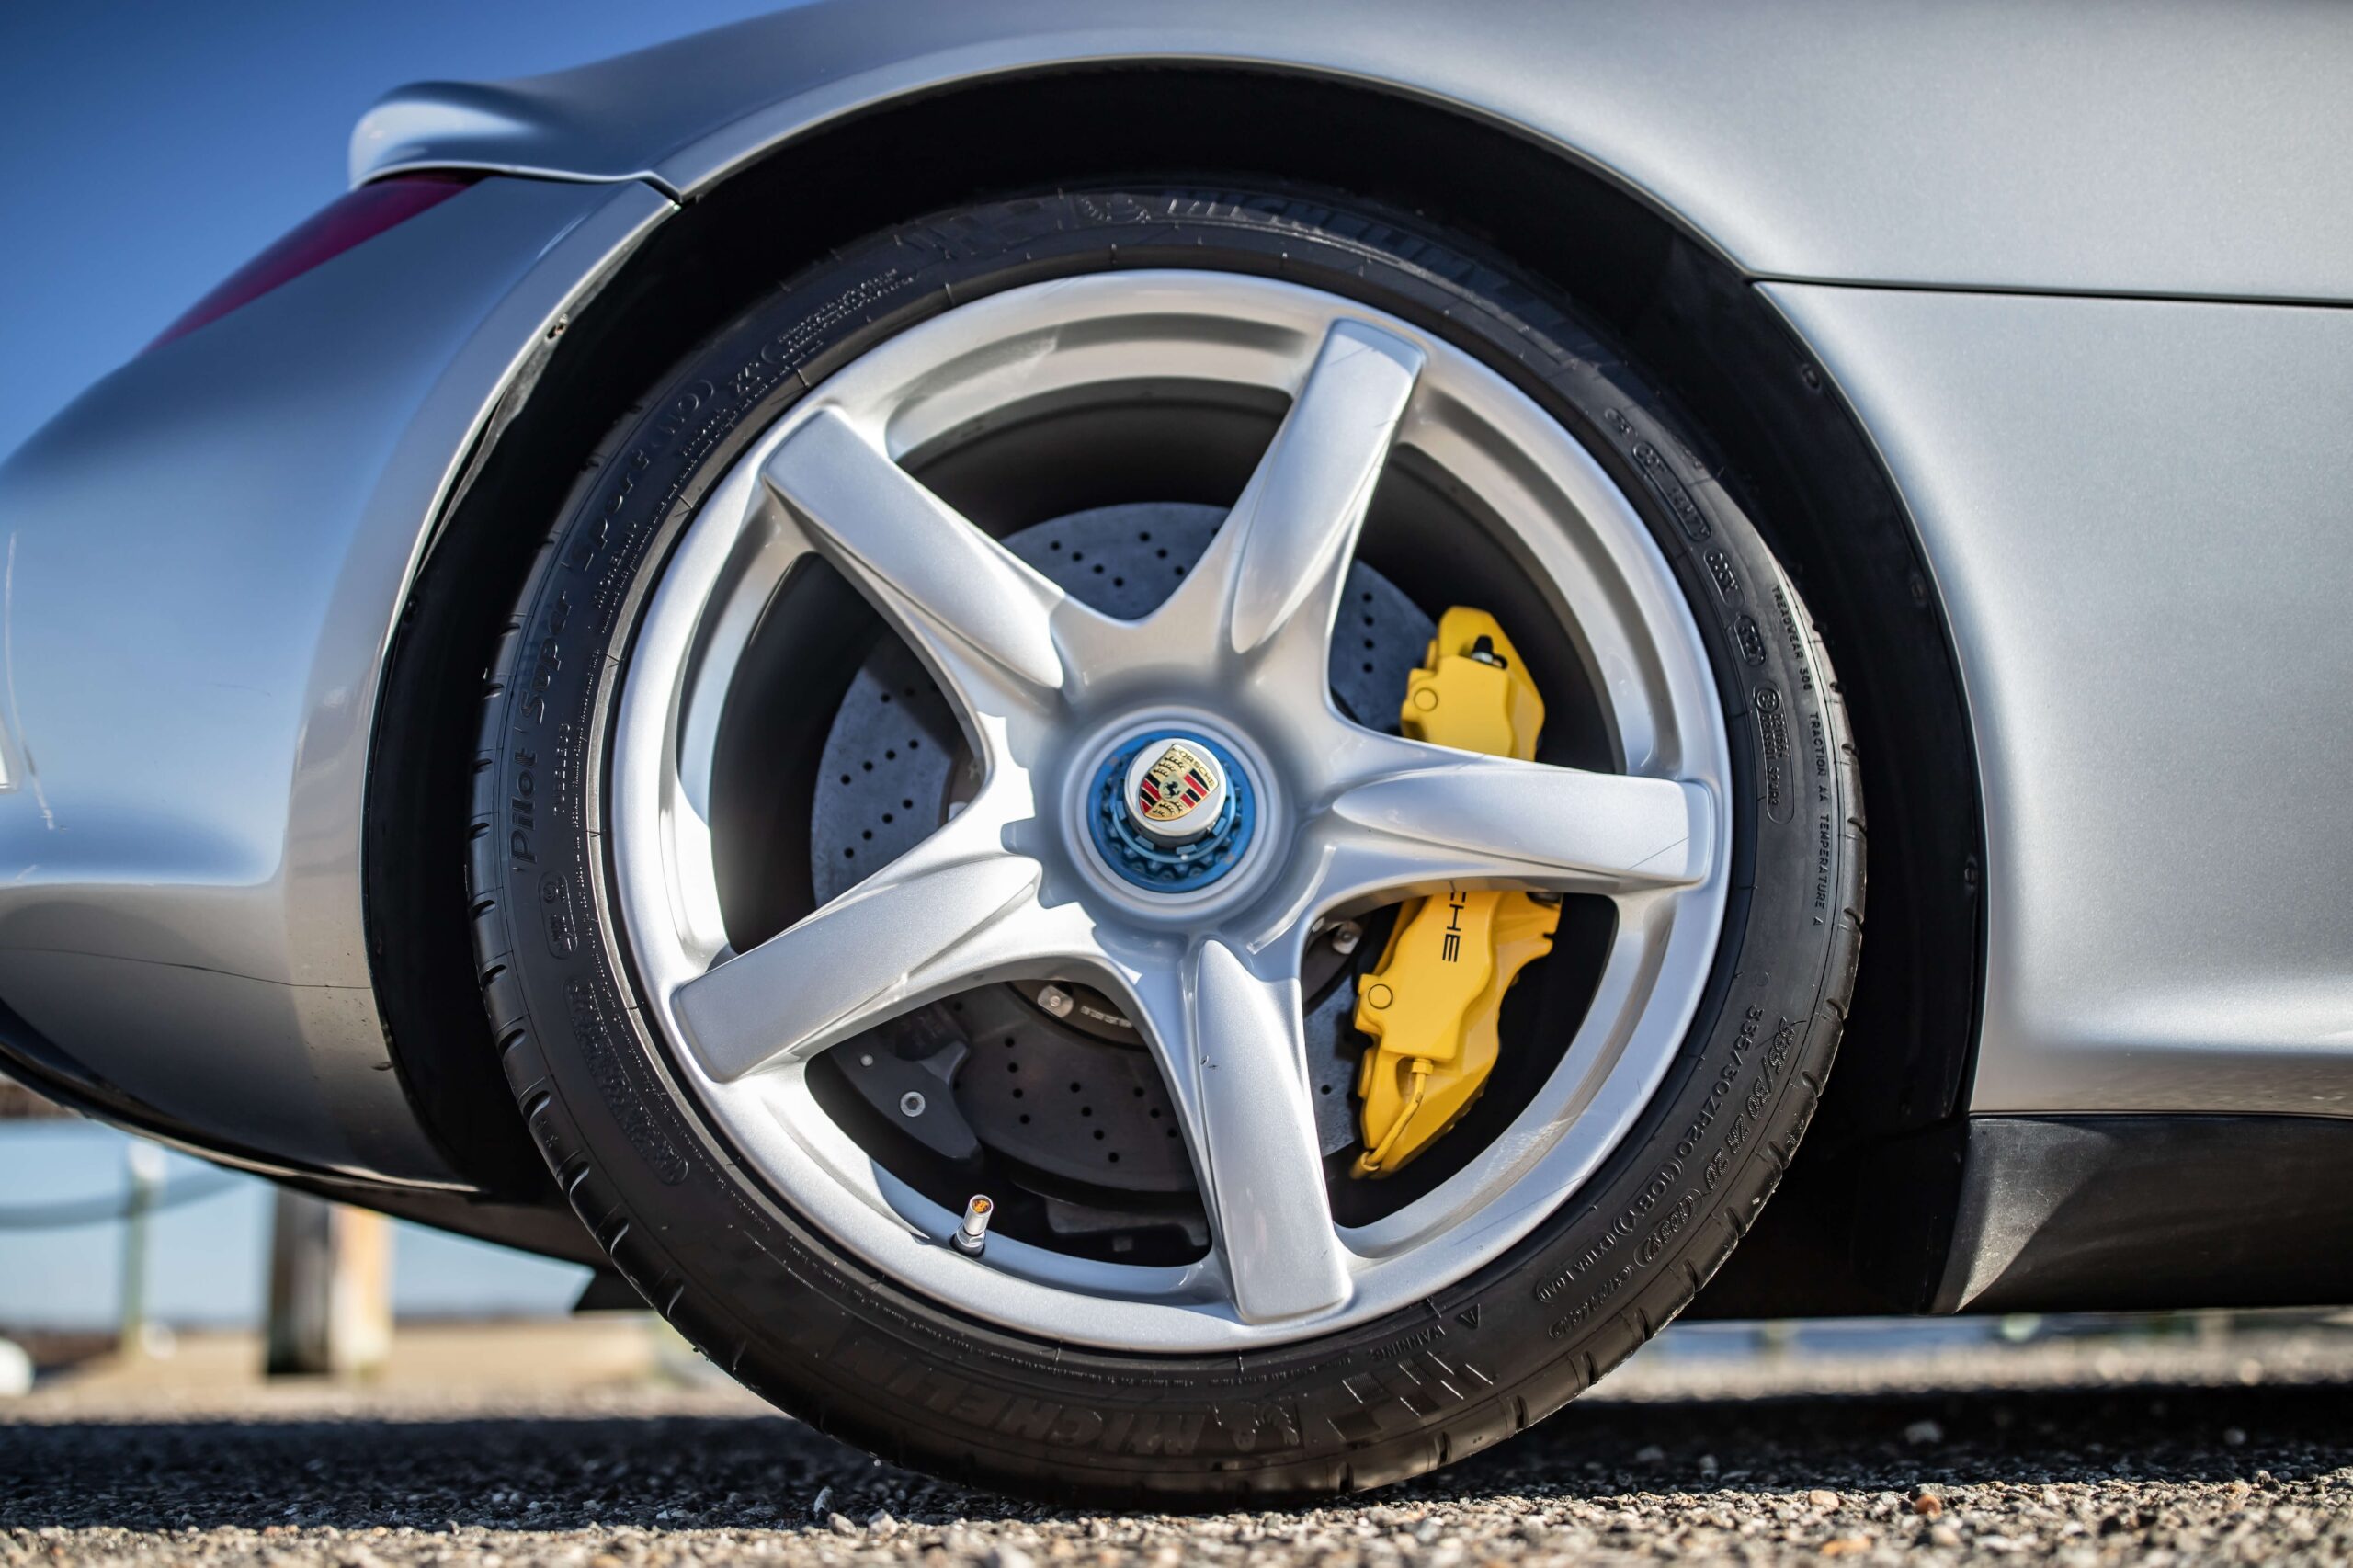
left=1351, top=608, right=1561, bottom=1177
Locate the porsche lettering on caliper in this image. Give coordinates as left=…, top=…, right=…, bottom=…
left=1351, top=608, right=1560, bottom=1177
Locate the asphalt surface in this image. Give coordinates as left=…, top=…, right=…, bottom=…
left=6, top=1328, right=2351, bottom=1566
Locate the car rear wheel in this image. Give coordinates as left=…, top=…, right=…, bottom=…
left=469, top=187, right=1860, bottom=1503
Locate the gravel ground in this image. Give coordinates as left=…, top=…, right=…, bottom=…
left=6, top=1328, right=2350, bottom=1566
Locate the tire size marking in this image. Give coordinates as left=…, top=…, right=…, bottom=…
left=564, top=977, right=688, bottom=1186
left=1537, top=1006, right=1802, bottom=1339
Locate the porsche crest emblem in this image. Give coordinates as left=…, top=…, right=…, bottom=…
left=1133, top=742, right=1221, bottom=824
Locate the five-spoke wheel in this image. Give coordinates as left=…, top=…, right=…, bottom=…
left=609, top=272, right=1731, bottom=1346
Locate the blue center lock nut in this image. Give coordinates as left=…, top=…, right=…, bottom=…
left=1087, top=732, right=1256, bottom=893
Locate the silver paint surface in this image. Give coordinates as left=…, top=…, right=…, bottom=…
left=0, top=176, right=673, bottom=1182
left=354, top=0, right=2353, bottom=302
left=2, top=0, right=2346, bottom=1201
left=1768, top=282, right=2353, bottom=1119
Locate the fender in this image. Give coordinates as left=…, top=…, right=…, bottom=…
left=353, top=0, right=2353, bottom=303
left=0, top=177, right=672, bottom=1185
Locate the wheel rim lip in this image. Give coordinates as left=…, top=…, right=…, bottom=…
left=601, top=269, right=1733, bottom=1351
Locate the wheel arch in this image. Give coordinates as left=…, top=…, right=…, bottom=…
left=376, top=64, right=1984, bottom=1309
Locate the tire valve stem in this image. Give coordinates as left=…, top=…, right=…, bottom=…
left=951, top=1195, right=994, bottom=1256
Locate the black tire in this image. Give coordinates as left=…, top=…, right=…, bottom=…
left=468, top=187, right=1862, bottom=1505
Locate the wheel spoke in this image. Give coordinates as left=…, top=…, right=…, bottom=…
left=673, top=815, right=1072, bottom=1084
left=1154, top=319, right=1423, bottom=675
left=1322, top=735, right=1716, bottom=903
left=764, top=408, right=1068, bottom=700
left=1121, top=939, right=1350, bottom=1324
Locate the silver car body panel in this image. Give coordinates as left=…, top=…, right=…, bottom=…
left=0, top=176, right=674, bottom=1183
left=1767, top=282, right=2353, bottom=1120
left=351, top=0, right=2353, bottom=302
left=347, top=1, right=2353, bottom=1129
left=2, top=0, right=2349, bottom=1200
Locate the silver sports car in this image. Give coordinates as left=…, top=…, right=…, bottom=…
left=4, top=0, right=2347, bottom=1503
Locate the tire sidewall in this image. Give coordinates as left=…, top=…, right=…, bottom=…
left=472, top=189, right=1857, bottom=1501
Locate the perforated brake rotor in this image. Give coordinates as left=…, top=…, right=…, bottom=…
left=813, top=502, right=1434, bottom=1207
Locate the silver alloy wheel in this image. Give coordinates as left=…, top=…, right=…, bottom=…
left=606, top=271, right=1731, bottom=1350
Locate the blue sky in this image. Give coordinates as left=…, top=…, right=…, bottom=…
left=0, top=0, right=784, bottom=462
left=0, top=1, right=789, bottom=1327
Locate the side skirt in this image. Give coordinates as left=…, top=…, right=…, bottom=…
left=1935, top=1114, right=2353, bottom=1314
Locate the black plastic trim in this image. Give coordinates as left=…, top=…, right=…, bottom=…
left=1933, top=1115, right=2353, bottom=1314
left=0, top=998, right=599, bottom=1266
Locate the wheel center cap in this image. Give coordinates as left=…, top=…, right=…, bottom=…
left=1088, top=732, right=1256, bottom=892
left=1123, top=737, right=1229, bottom=844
